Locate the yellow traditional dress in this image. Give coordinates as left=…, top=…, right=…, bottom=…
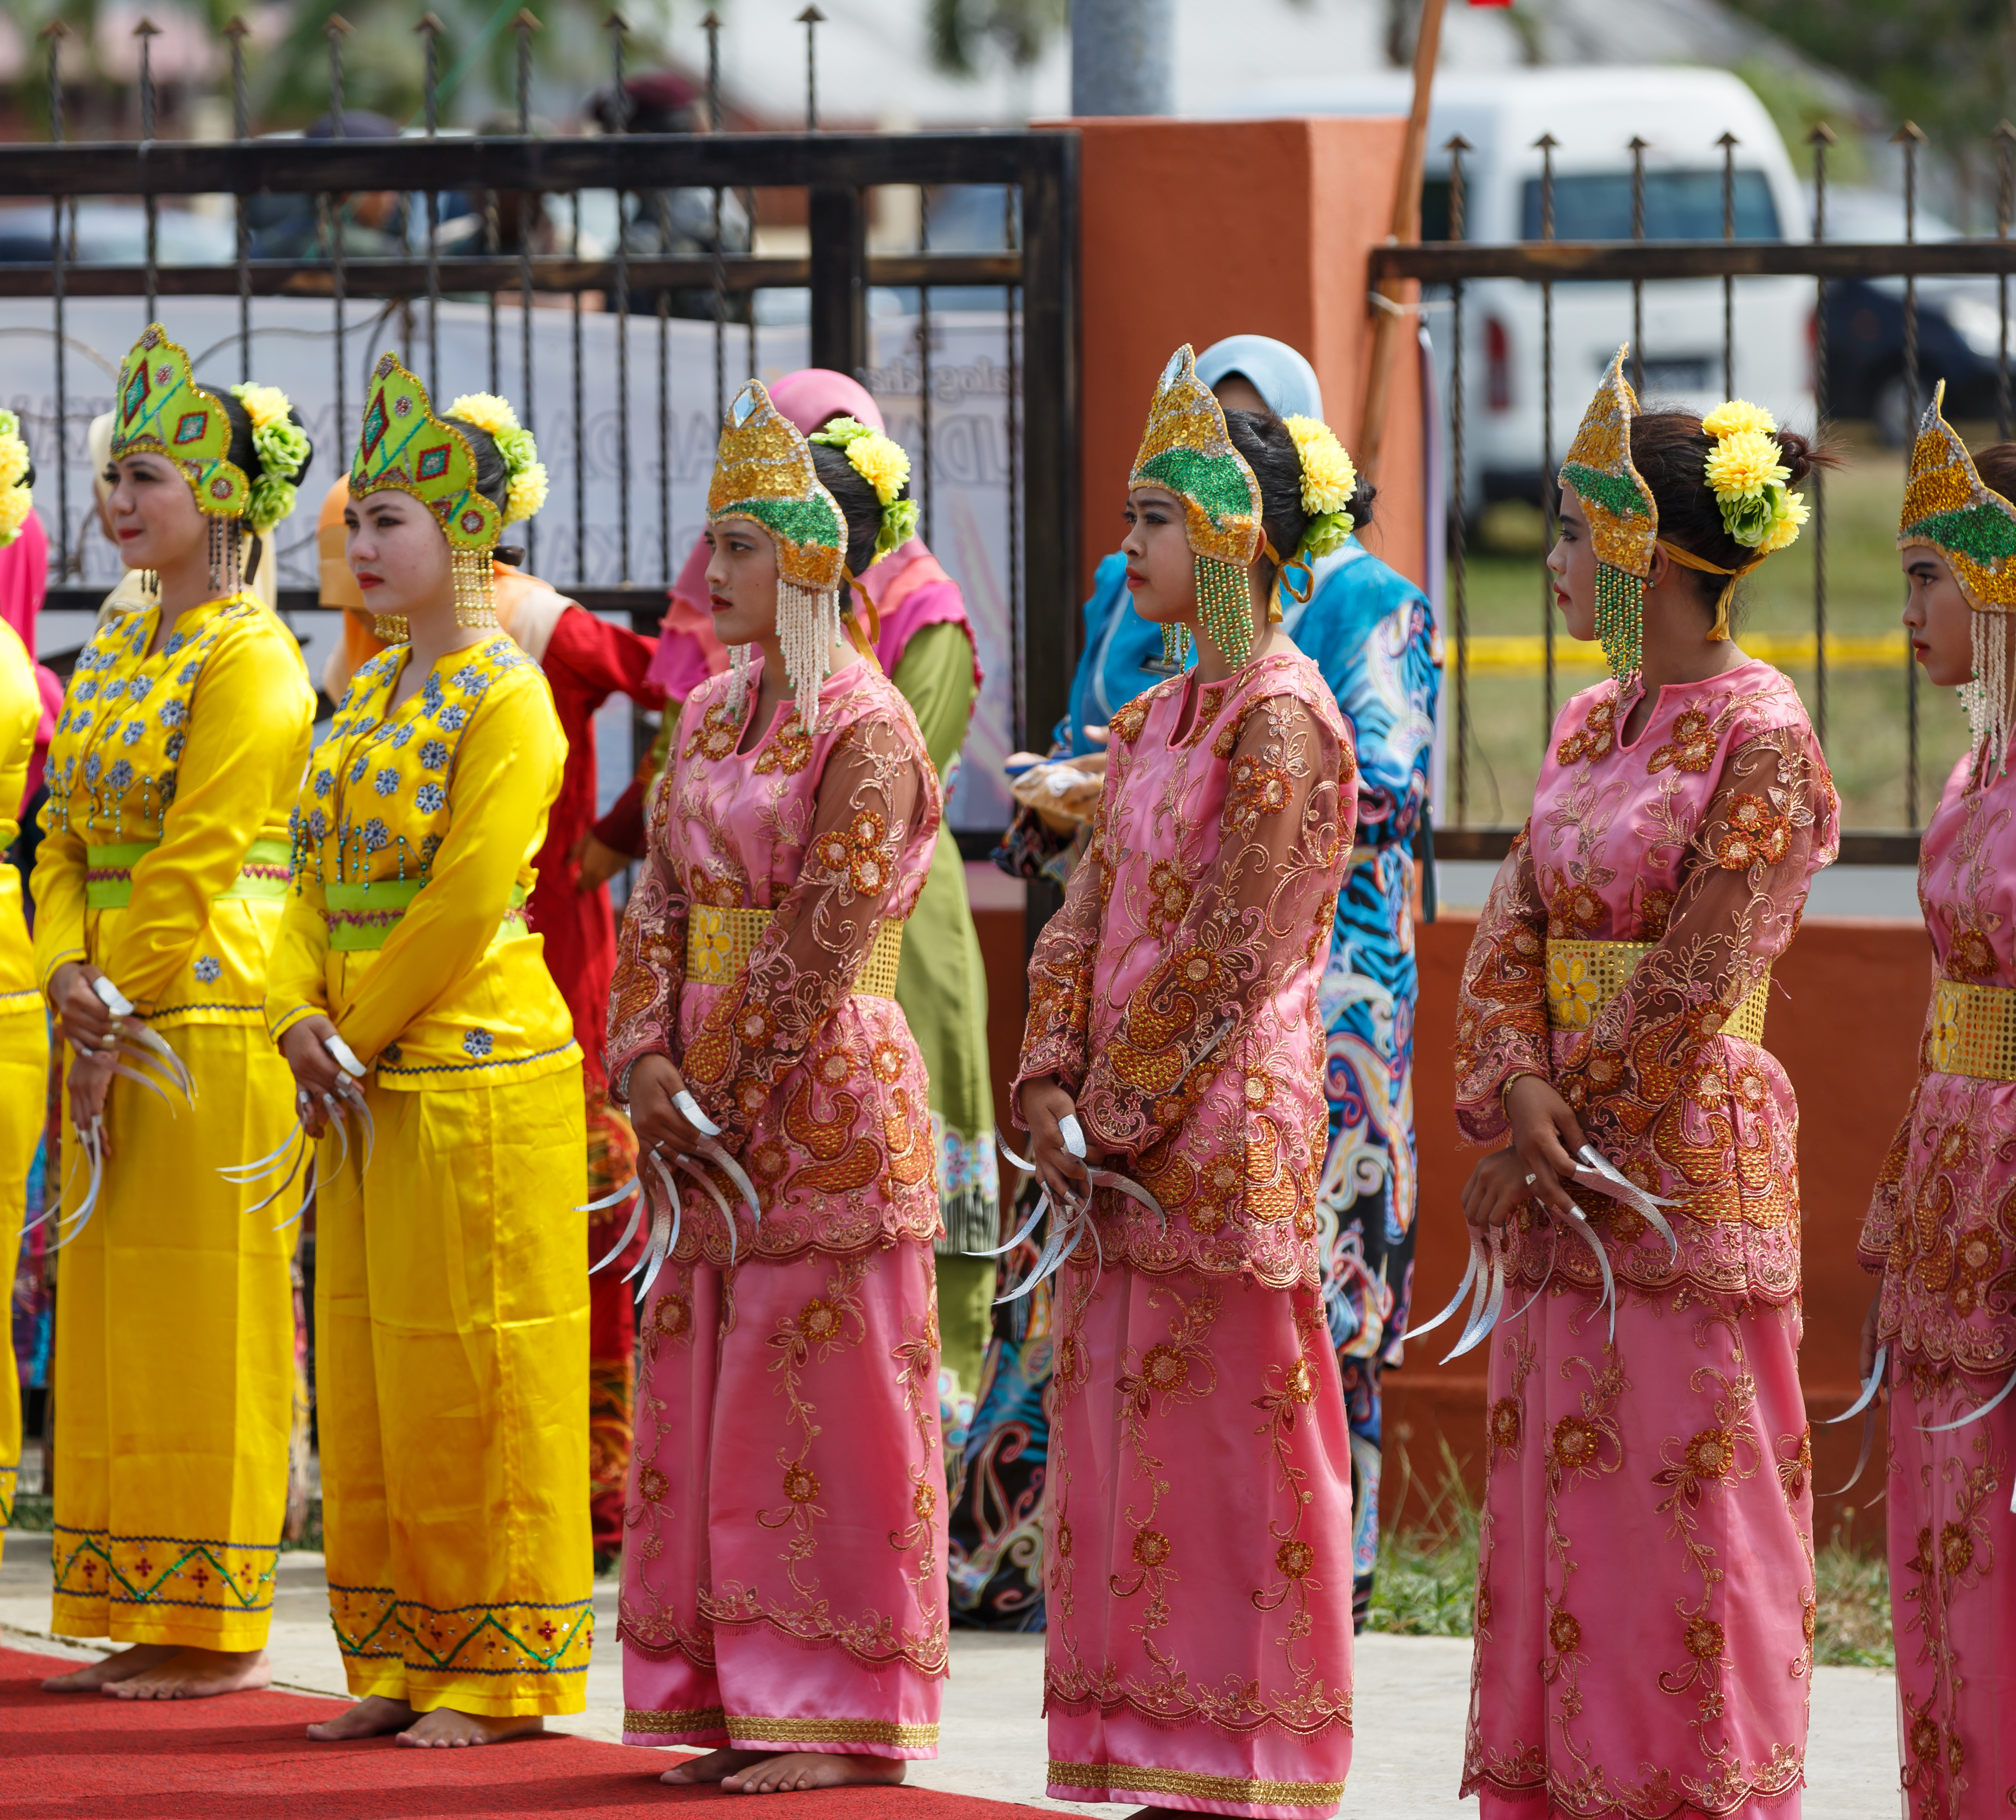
left=266, top=632, right=591, bottom=1718
left=33, top=590, right=313, bottom=1648
left=0, top=619, right=48, bottom=1553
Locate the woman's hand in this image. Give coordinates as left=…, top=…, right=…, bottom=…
left=66, top=1048, right=117, bottom=1155
left=1459, top=1074, right=1588, bottom=1236
left=628, top=1054, right=709, bottom=1164
left=570, top=831, right=630, bottom=893
left=279, top=1016, right=349, bottom=1139
left=50, top=960, right=120, bottom=1054
left=1019, top=1076, right=1093, bottom=1212
left=1858, top=1290, right=1885, bottom=1388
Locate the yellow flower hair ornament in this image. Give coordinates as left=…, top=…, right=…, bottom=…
left=0, top=408, right=30, bottom=549
left=1283, top=414, right=1358, bottom=560
left=447, top=391, right=547, bottom=526
left=1700, top=398, right=1805, bottom=555
left=807, top=416, right=920, bottom=561
left=228, top=382, right=312, bottom=535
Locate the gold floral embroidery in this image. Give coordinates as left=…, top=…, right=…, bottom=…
left=1554, top=692, right=1616, bottom=765
left=1649, top=707, right=1717, bottom=775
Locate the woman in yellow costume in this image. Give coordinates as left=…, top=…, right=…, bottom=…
left=0, top=412, right=47, bottom=1553
left=33, top=324, right=315, bottom=1699
left=267, top=354, right=590, bottom=1748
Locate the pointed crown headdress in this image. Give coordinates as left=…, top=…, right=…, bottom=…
left=350, top=353, right=503, bottom=552
left=1900, top=379, right=2016, bottom=612
left=111, top=323, right=251, bottom=521
left=1130, top=344, right=1265, bottom=571
left=1560, top=345, right=1656, bottom=682
left=707, top=379, right=848, bottom=595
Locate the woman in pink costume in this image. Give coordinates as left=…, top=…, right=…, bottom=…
left=1015, top=346, right=1359, bottom=1819
left=1861, top=390, right=2016, bottom=1817
left=1452, top=350, right=1838, bottom=1818
left=606, top=379, right=946, bottom=1793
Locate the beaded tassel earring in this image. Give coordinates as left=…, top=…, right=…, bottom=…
left=1593, top=565, right=1645, bottom=688
left=452, top=545, right=499, bottom=628
left=1160, top=621, right=1190, bottom=668
left=1194, top=553, right=1253, bottom=668
left=728, top=641, right=752, bottom=722
left=1965, top=608, right=2012, bottom=782
left=373, top=607, right=410, bottom=643
left=779, top=579, right=841, bottom=735
left=207, top=516, right=243, bottom=598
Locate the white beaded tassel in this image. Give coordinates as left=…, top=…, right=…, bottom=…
left=1965, top=607, right=2012, bottom=781
left=779, top=579, right=841, bottom=735
left=728, top=641, right=752, bottom=723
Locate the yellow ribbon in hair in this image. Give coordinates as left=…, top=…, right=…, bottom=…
left=843, top=574, right=884, bottom=668
left=1656, top=539, right=1767, bottom=641
left=1262, top=537, right=1314, bottom=624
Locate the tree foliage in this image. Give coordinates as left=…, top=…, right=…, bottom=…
left=927, top=0, right=1066, bottom=77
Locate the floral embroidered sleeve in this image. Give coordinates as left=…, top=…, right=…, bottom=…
left=1010, top=771, right=1115, bottom=1114
left=605, top=743, right=689, bottom=1102
left=678, top=709, right=932, bottom=1143
left=1452, top=823, right=1550, bottom=1147
left=1075, top=693, right=1349, bottom=1159
left=1558, top=729, right=1836, bottom=1145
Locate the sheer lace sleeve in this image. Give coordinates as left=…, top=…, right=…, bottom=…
left=1011, top=779, right=1114, bottom=1113
left=678, top=710, right=932, bottom=1142
left=1453, top=823, right=1550, bottom=1147
left=1558, top=728, right=1834, bottom=1146
left=606, top=738, right=689, bottom=1103
left=1077, top=692, right=1350, bottom=1159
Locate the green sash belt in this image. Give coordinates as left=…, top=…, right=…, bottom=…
left=324, top=879, right=529, bottom=953
left=85, top=838, right=292, bottom=911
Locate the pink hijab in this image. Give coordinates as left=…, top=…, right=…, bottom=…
left=0, top=509, right=62, bottom=800
left=647, top=369, right=977, bottom=693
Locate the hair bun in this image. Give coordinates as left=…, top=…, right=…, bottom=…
left=494, top=543, right=525, bottom=567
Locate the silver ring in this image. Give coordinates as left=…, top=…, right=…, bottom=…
left=1524, top=1173, right=1537, bottom=1186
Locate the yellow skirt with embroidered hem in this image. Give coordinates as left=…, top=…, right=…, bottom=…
left=50, top=1022, right=298, bottom=1647
left=315, top=1064, right=591, bottom=1717
left=0, top=1002, right=49, bottom=1557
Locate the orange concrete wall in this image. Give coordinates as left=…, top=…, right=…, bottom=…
left=1068, top=116, right=1426, bottom=599
left=1390, top=912, right=1931, bottom=1549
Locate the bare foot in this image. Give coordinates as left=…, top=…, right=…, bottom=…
left=106, top=1646, right=272, bottom=1701
left=660, top=1749, right=773, bottom=1785
left=307, top=1694, right=420, bottom=1742
left=723, top=1753, right=909, bottom=1794
left=396, top=1707, right=547, bottom=1748
left=41, top=1644, right=177, bottom=1692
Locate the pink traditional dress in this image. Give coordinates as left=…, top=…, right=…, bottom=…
left=1860, top=742, right=2016, bottom=1818
left=1453, top=658, right=1839, bottom=1819
left=606, top=653, right=949, bottom=1759
left=1016, top=650, right=1358, bottom=1820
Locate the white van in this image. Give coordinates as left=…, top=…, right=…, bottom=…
left=1238, top=67, right=1814, bottom=514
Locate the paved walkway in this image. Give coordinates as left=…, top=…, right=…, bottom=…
left=0, top=1531, right=1899, bottom=1817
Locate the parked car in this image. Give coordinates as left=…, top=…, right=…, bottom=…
left=1235, top=67, right=1815, bottom=515
left=1814, top=187, right=2006, bottom=442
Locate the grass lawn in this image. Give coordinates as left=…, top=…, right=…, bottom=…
left=1443, top=424, right=1976, bottom=833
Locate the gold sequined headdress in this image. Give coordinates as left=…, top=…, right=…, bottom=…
left=1559, top=345, right=1655, bottom=685
left=1130, top=344, right=1265, bottom=667
left=708, top=380, right=851, bottom=732
left=1902, top=380, right=2016, bottom=772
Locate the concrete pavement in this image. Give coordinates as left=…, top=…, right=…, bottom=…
left=0, top=1531, right=1899, bottom=1817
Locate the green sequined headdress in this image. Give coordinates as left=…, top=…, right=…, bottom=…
left=1131, top=344, right=1265, bottom=667
left=349, top=352, right=503, bottom=552
left=707, top=379, right=847, bottom=594
left=111, top=323, right=251, bottom=520
left=1560, top=345, right=1656, bottom=684
left=1900, top=380, right=2016, bottom=612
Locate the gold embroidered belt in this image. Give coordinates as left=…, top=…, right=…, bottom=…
left=86, top=838, right=292, bottom=911
left=1546, top=938, right=1771, bottom=1045
left=684, top=903, right=904, bottom=999
left=323, top=879, right=528, bottom=953
left=1931, top=979, right=2016, bottom=1082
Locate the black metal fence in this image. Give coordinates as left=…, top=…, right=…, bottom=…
left=1381, top=124, right=2016, bottom=866
left=1, top=16, right=1080, bottom=856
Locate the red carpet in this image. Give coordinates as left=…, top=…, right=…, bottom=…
left=0, top=1647, right=1048, bottom=1820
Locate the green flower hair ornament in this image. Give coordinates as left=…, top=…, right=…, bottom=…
left=230, top=384, right=314, bottom=535
left=807, top=416, right=919, bottom=560
left=0, top=408, right=30, bottom=549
